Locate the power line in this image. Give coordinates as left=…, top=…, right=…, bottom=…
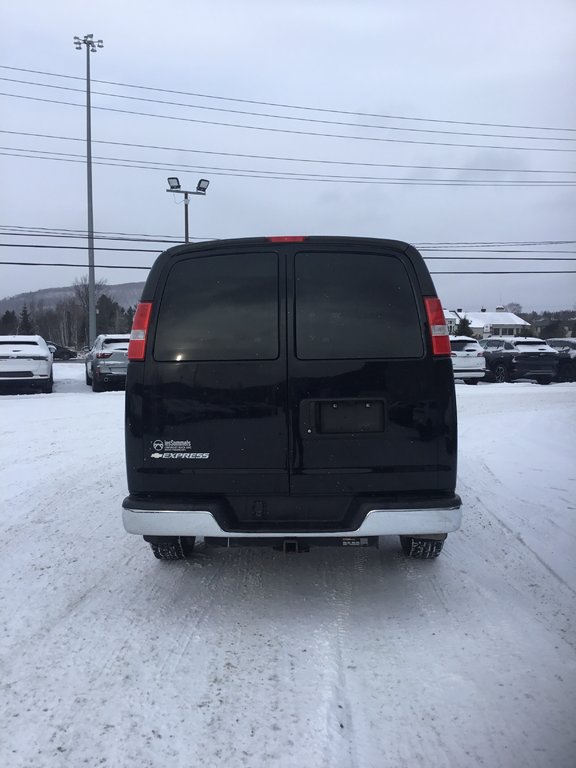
left=0, top=224, right=195, bottom=240
left=0, top=260, right=150, bottom=270
left=3, top=91, right=576, bottom=154
left=3, top=75, right=576, bottom=144
left=3, top=145, right=575, bottom=186
left=3, top=150, right=576, bottom=187
left=3, top=130, right=575, bottom=175
left=2, top=225, right=575, bottom=248
left=3, top=232, right=576, bottom=254
left=1, top=63, right=575, bottom=133
left=1, top=243, right=575, bottom=259
left=0, top=243, right=162, bottom=253
left=2, top=260, right=574, bottom=274
left=0, top=230, right=190, bottom=244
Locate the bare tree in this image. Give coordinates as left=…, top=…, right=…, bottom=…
left=72, top=275, right=108, bottom=314
left=72, top=276, right=109, bottom=347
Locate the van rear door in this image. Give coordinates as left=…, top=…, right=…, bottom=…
left=287, top=244, right=456, bottom=496
left=139, top=247, right=289, bottom=496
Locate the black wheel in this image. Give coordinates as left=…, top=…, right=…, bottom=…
left=148, top=536, right=196, bottom=561
left=85, top=366, right=92, bottom=385
left=493, top=364, right=509, bottom=384
left=42, top=375, right=53, bottom=394
left=92, top=375, right=105, bottom=392
left=464, top=379, right=479, bottom=385
left=400, top=536, right=445, bottom=559
left=536, top=377, right=552, bottom=385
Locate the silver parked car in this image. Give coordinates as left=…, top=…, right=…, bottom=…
left=449, top=336, right=486, bottom=385
left=0, top=335, right=53, bottom=393
left=85, top=334, right=130, bottom=391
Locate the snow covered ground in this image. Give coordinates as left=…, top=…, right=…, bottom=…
left=1, top=363, right=575, bottom=768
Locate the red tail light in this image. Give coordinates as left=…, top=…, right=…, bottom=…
left=128, top=302, right=152, bottom=361
left=424, top=298, right=451, bottom=356
left=96, top=352, right=112, bottom=359
left=266, top=236, right=307, bottom=242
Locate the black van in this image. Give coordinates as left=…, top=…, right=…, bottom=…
left=123, top=237, right=461, bottom=560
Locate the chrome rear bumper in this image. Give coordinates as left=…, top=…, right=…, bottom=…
left=123, top=505, right=462, bottom=538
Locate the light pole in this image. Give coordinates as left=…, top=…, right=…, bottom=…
left=166, top=177, right=210, bottom=243
left=74, top=33, right=103, bottom=346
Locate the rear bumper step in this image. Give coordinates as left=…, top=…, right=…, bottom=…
left=122, top=500, right=462, bottom=537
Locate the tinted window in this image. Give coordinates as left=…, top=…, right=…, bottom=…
left=514, top=341, right=552, bottom=351
left=549, top=340, right=575, bottom=349
left=450, top=340, right=479, bottom=352
left=154, top=252, right=279, bottom=361
left=295, top=252, right=424, bottom=359
left=0, top=340, right=39, bottom=346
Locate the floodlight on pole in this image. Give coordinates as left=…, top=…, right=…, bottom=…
left=165, top=177, right=211, bottom=243
left=74, top=33, right=104, bottom=347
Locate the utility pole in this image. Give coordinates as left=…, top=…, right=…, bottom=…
left=74, top=34, right=103, bottom=346
left=184, top=191, right=190, bottom=243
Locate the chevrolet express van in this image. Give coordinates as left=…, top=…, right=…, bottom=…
left=123, top=237, right=461, bottom=560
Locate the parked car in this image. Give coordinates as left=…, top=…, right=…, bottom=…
left=449, top=336, right=486, bottom=384
left=85, top=334, right=130, bottom=391
left=46, top=341, right=77, bottom=360
left=123, top=236, right=461, bottom=561
left=478, top=336, right=559, bottom=384
left=0, top=335, right=53, bottom=393
left=546, top=338, right=576, bottom=382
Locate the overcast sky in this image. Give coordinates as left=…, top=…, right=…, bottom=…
left=1, top=0, right=575, bottom=312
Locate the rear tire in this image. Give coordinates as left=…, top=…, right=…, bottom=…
left=148, top=536, right=196, bottom=561
left=85, top=367, right=92, bottom=385
left=536, top=377, right=552, bottom=385
left=400, top=536, right=445, bottom=559
left=493, top=364, right=509, bottom=384
left=42, top=375, right=53, bottom=394
left=92, top=376, right=105, bottom=392
left=464, top=379, right=479, bottom=385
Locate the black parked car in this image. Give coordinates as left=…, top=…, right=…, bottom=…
left=547, top=338, right=576, bottom=382
left=46, top=341, right=77, bottom=360
left=478, top=337, right=559, bottom=384
left=123, top=236, right=461, bottom=561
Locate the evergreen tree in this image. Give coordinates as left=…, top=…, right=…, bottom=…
left=18, top=304, right=34, bottom=334
left=541, top=321, right=563, bottom=339
left=96, top=293, right=124, bottom=333
left=123, top=305, right=135, bottom=333
left=455, top=317, right=473, bottom=337
left=0, top=309, right=18, bottom=334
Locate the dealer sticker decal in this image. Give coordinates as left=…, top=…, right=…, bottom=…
left=150, top=439, right=209, bottom=459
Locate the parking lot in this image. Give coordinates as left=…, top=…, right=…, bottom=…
left=1, top=363, right=575, bottom=768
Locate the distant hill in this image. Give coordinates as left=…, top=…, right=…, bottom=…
left=0, top=282, right=145, bottom=315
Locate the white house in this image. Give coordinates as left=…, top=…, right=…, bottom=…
left=452, top=307, right=530, bottom=338
left=442, top=310, right=459, bottom=335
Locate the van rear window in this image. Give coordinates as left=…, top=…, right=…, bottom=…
left=295, top=252, right=424, bottom=359
left=154, top=253, right=279, bottom=361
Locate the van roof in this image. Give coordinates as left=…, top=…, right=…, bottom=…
left=142, top=236, right=436, bottom=301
